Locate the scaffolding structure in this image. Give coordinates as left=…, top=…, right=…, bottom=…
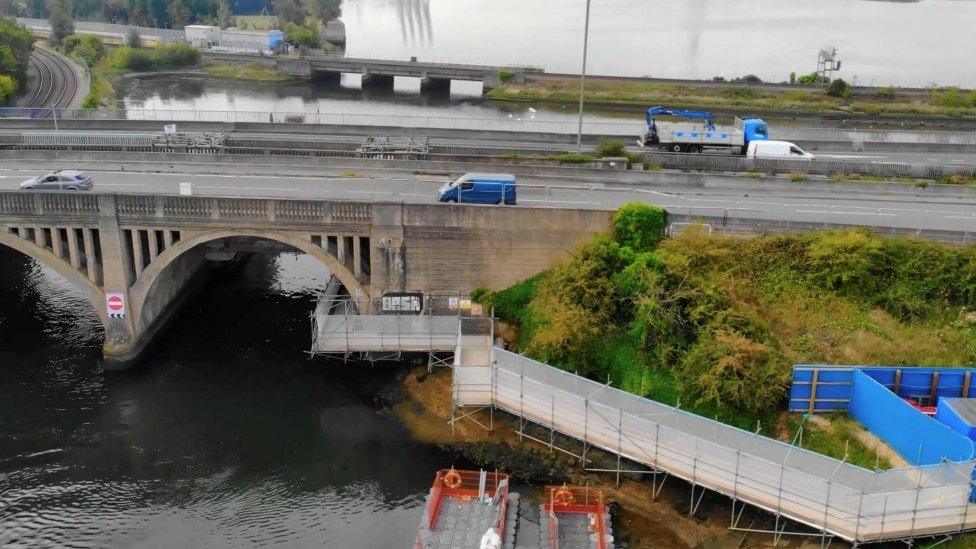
left=309, top=294, right=490, bottom=366
left=453, top=348, right=976, bottom=546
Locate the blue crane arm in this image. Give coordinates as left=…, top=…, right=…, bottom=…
left=646, top=106, right=715, bottom=129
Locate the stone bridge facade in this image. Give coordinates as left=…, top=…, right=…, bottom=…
left=0, top=192, right=611, bottom=368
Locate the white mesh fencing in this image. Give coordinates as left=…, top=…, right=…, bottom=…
left=462, top=349, right=976, bottom=543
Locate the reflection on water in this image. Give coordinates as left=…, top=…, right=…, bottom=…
left=0, top=248, right=454, bottom=548
left=340, top=0, right=976, bottom=87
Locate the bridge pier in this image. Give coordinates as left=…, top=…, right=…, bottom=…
left=361, top=72, right=394, bottom=89
left=312, top=69, right=342, bottom=84
left=420, top=76, right=451, bottom=94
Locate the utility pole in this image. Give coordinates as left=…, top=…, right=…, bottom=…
left=576, top=0, right=592, bottom=152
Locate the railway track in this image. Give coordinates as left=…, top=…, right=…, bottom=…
left=24, top=47, right=78, bottom=111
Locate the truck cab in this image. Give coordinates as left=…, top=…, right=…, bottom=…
left=438, top=173, right=517, bottom=205
left=740, top=118, right=768, bottom=144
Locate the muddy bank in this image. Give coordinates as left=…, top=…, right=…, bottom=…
left=391, top=364, right=820, bottom=549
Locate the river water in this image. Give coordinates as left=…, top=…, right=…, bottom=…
left=119, top=0, right=976, bottom=126
left=340, top=0, right=976, bottom=87
left=0, top=247, right=458, bottom=548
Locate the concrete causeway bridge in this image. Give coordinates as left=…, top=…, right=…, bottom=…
left=201, top=50, right=527, bottom=93
left=0, top=191, right=608, bottom=368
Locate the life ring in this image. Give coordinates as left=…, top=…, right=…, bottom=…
left=443, top=469, right=462, bottom=489
left=553, top=486, right=575, bottom=506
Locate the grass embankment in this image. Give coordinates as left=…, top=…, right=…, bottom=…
left=203, top=62, right=294, bottom=83
left=475, top=204, right=976, bottom=469
left=488, top=77, right=976, bottom=119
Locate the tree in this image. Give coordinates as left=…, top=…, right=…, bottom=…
left=126, top=27, right=141, bottom=47
left=166, top=0, right=188, bottom=28
left=283, top=22, right=318, bottom=48
left=216, top=0, right=232, bottom=27
left=307, top=0, right=340, bottom=22
left=46, top=0, right=74, bottom=46
left=826, top=78, right=852, bottom=98
left=0, top=19, right=34, bottom=91
left=274, top=0, right=304, bottom=25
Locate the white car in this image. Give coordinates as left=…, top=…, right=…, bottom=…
left=20, top=170, right=94, bottom=191
left=746, top=140, right=815, bottom=160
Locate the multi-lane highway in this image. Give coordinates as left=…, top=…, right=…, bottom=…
left=1, top=162, right=974, bottom=234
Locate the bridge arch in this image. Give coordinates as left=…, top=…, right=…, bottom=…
left=128, top=228, right=370, bottom=337
left=0, top=230, right=107, bottom=325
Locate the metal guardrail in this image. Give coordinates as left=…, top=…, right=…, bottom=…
left=1, top=130, right=974, bottom=180
left=16, top=17, right=185, bottom=43
left=4, top=108, right=976, bottom=145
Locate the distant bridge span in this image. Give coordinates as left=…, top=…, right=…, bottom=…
left=0, top=192, right=610, bottom=368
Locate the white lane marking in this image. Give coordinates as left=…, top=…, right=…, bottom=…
left=784, top=203, right=820, bottom=208
left=946, top=215, right=976, bottom=220
left=98, top=183, right=148, bottom=187
left=737, top=201, right=780, bottom=206
left=925, top=210, right=969, bottom=215
left=796, top=210, right=897, bottom=217
left=878, top=207, right=916, bottom=212
left=818, top=154, right=888, bottom=159
left=195, top=185, right=300, bottom=191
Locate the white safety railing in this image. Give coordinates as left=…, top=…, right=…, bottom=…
left=460, top=349, right=976, bottom=543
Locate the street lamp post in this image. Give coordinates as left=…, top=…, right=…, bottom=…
left=576, top=0, right=592, bottom=152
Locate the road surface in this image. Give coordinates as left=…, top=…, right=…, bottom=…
left=1, top=163, right=974, bottom=234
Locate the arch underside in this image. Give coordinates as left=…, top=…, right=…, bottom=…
left=129, top=228, right=370, bottom=334
left=0, top=229, right=107, bottom=325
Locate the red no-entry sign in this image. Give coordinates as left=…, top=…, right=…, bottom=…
left=106, top=292, right=126, bottom=319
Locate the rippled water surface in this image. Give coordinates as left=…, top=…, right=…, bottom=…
left=0, top=248, right=453, bottom=548
left=341, top=0, right=976, bottom=87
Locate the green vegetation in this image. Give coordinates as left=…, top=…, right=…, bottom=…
left=551, top=152, right=596, bottom=164
left=478, top=204, right=976, bottom=434
left=788, top=413, right=892, bottom=470
left=203, top=62, right=293, bottom=82
left=826, top=78, right=852, bottom=98
left=0, top=19, right=34, bottom=104
left=487, top=78, right=976, bottom=119
left=498, top=70, right=514, bottom=84
left=283, top=22, right=320, bottom=48
left=789, top=171, right=808, bottom=182
left=61, top=34, right=104, bottom=66
left=930, top=87, right=976, bottom=109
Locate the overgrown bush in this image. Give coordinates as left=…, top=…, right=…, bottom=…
left=498, top=70, right=514, bottom=83
left=0, top=73, right=15, bottom=104
left=874, top=86, right=895, bottom=99
left=283, top=22, right=320, bottom=48
left=488, top=206, right=976, bottom=432
left=612, top=203, right=666, bottom=251
left=930, top=87, right=976, bottom=109
left=596, top=139, right=626, bottom=158
left=61, top=34, right=104, bottom=66
left=553, top=152, right=596, bottom=164
left=0, top=19, right=34, bottom=94
left=151, top=42, right=199, bottom=68
left=826, top=78, right=852, bottom=98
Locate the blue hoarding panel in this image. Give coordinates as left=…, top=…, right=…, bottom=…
left=849, top=370, right=975, bottom=465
